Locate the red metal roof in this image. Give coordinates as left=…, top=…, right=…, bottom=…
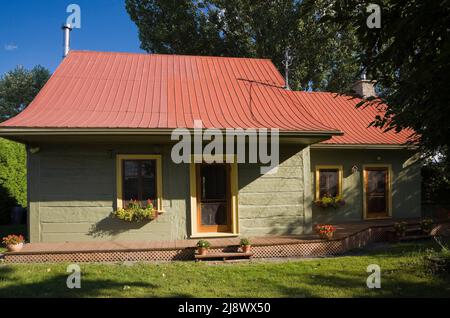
left=289, top=91, right=413, bottom=145
left=0, top=51, right=336, bottom=133
left=0, top=50, right=413, bottom=145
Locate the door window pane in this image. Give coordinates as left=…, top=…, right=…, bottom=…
left=199, top=164, right=228, bottom=227
left=366, top=169, right=388, bottom=215
left=201, top=202, right=227, bottom=225
left=201, top=165, right=226, bottom=200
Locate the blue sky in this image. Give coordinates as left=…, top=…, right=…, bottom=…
left=0, top=0, right=145, bottom=75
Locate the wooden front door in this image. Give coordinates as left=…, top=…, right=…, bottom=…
left=364, top=166, right=391, bottom=219
left=196, top=163, right=232, bottom=233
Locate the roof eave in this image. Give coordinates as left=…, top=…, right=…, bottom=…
left=311, top=143, right=418, bottom=150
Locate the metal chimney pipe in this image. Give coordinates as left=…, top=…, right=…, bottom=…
left=62, top=23, right=72, bottom=58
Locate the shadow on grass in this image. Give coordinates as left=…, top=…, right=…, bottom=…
left=254, top=267, right=450, bottom=298
left=0, top=266, right=194, bottom=298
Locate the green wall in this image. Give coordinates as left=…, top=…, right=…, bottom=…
left=310, top=148, right=421, bottom=224
left=27, top=143, right=310, bottom=242
left=238, top=145, right=311, bottom=236
left=28, top=144, right=190, bottom=242
left=27, top=143, right=420, bottom=243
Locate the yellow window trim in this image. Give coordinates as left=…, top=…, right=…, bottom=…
left=116, top=154, right=163, bottom=212
left=362, top=164, right=392, bottom=220
left=315, top=165, right=343, bottom=200
left=189, top=155, right=239, bottom=237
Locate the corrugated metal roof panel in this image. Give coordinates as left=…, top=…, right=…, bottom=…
left=0, top=51, right=334, bottom=132
left=289, top=91, right=413, bottom=144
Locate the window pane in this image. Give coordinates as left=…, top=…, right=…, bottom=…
left=319, top=169, right=339, bottom=197
left=123, top=160, right=139, bottom=201
left=122, top=159, right=157, bottom=203
left=141, top=160, right=156, bottom=200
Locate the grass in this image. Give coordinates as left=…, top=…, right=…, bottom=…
left=1, top=239, right=450, bottom=298
left=0, top=224, right=26, bottom=253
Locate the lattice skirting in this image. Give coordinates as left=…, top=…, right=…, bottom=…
left=1, top=226, right=396, bottom=264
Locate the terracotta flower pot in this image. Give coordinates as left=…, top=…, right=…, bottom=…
left=197, top=247, right=208, bottom=256
left=321, top=232, right=334, bottom=240
left=6, top=242, right=23, bottom=252
left=242, top=245, right=251, bottom=253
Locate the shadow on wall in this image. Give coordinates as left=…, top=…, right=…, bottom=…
left=87, top=216, right=150, bottom=238
left=392, top=165, right=421, bottom=218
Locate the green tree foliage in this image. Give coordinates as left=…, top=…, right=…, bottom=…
left=0, top=138, right=27, bottom=224
left=125, top=0, right=362, bottom=91
left=311, top=0, right=450, bottom=155
left=421, top=150, right=450, bottom=206
left=0, top=65, right=50, bottom=120
left=0, top=65, right=49, bottom=223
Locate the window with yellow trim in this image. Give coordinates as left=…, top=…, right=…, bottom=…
left=116, top=155, right=163, bottom=211
left=315, top=166, right=343, bottom=199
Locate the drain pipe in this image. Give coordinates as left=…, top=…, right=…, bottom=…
left=62, top=23, right=72, bottom=58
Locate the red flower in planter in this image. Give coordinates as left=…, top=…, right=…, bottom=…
left=314, top=224, right=336, bottom=235
left=2, top=234, right=25, bottom=245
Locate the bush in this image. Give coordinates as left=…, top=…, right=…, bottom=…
left=0, top=138, right=27, bottom=224
left=424, top=237, right=450, bottom=275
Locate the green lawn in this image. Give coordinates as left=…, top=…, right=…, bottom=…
left=1, top=240, right=449, bottom=298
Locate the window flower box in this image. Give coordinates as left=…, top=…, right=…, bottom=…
left=314, top=195, right=345, bottom=209
left=112, top=199, right=158, bottom=223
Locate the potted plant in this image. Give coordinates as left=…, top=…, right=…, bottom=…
left=2, top=234, right=25, bottom=252
left=393, top=221, right=408, bottom=237
left=420, top=218, right=434, bottom=234
left=314, top=195, right=345, bottom=209
left=112, top=199, right=157, bottom=222
left=315, top=224, right=336, bottom=239
left=196, top=240, right=211, bottom=255
left=240, top=238, right=251, bottom=253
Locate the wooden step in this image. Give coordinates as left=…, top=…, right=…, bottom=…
left=195, top=252, right=253, bottom=261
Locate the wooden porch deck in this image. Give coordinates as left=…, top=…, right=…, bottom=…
left=2, top=219, right=448, bottom=263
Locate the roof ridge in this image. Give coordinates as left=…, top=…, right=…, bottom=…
left=68, top=50, right=273, bottom=62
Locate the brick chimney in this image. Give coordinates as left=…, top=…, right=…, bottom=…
left=351, top=73, right=376, bottom=98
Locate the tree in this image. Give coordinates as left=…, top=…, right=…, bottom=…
left=309, top=0, right=450, bottom=156
left=0, top=65, right=50, bottom=121
left=0, top=65, right=49, bottom=224
left=125, top=0, right=362, bottom=91
left=0, top=138, right=27, bottom=224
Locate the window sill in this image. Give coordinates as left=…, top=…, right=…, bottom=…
left=190, top=232, right=239, bottom=239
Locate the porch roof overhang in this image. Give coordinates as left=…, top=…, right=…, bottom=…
left=0, top=127, right=343, bottom=145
